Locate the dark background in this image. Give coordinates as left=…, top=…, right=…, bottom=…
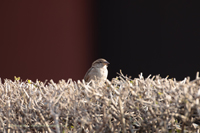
left=0, top=0, right=95, bottom=82
left=0, top=1, right=200, bottom=82
left=97, top=1, right=200, bottom=80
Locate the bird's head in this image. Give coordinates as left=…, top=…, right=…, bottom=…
left=92, top=58, right=110, bottom=68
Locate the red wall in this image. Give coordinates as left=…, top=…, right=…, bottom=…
left=0, top=1, right=95, bottom=82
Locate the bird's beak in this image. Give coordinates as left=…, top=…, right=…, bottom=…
left=104, top=61, right=110, bottom=65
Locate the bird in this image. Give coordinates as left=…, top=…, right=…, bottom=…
left=84, top=58, right=109, bottom=85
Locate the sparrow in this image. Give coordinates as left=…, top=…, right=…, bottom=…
left=84, top=58, right=109, bottom=84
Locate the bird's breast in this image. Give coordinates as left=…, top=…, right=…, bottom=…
left=98, top=67, right=108, bottom=79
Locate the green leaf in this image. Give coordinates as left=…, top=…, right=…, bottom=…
left=175, top=129, right=181, bottom=133
left=28, top=79, right=32, bottom=84
left=14, top=76, right=20, bottom=81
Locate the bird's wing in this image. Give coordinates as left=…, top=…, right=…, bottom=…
left=84, top=67, right=94, bottom=82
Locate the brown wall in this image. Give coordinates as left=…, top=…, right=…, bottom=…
left=0, top=1, right=95, bottom=82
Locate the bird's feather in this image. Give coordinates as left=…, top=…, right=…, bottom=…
left=84, top=67, right=94, bottom=82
